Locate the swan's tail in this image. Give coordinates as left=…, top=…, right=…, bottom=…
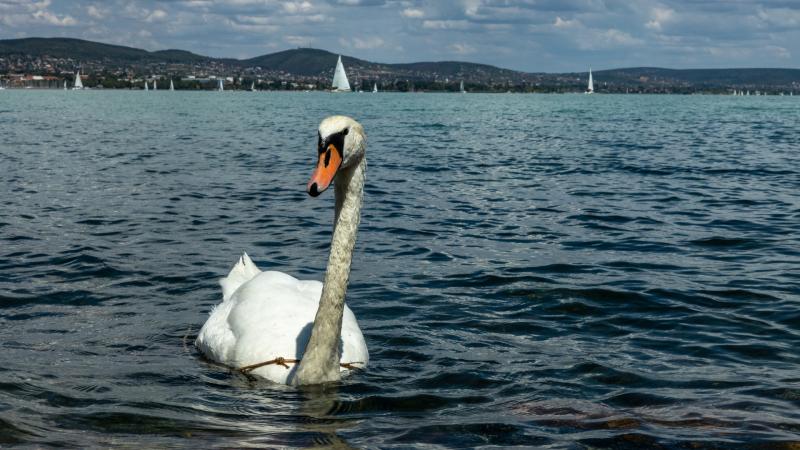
left=219, top=252, right=262, bottom=301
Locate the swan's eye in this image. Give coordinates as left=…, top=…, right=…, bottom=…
left=342, top=128, right=349, bottom=136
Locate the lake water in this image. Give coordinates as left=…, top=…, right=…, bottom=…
left=1, top=91, right=799, bottom=447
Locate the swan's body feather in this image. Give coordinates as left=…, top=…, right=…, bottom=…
left=196, top=255, right=368, bottom=384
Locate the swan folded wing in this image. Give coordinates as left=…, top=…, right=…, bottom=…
left=227, top=273, right=318, bottom=381
left=340, top=305, right=369, bottom=370
left=220, top=252, right=262, bottom=302
left=195, top=300, right=237, bottom=363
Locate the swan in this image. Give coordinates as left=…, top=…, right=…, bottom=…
left=196, top=115, right=369, bottom=385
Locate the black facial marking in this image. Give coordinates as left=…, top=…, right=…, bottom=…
left=324, top=148, right=331, bottom=167
left=319, top=129, right=347, bottom=161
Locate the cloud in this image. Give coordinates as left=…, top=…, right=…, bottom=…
left=285, top=35, right=314, bottom=46
left=597, top=28, right=643, bottom=47
left=645, top=7, right=675, bottom=31
left=145, top=9, right=167, bottom=23
left=87, top=4, right=106, bottom=19
left=449, top=43, right=475, bottom=55
left=765, top=45, right=791, bottom=59
left=282, top=1, right=313, bottom=14
left=756, top=7, right=800, bottom=28
left=327, top=0, right=385, bottom=5
left=340, top=36, right=385, bottom=49
left=553, top=16, right=579, bottom=29
left=422, top=19, right=469, bottom=30
left=401, top=8, right=424, bottom=18
left=32, top=9, right=77, bottom=26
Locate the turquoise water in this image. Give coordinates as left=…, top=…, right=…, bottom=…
left=1, top=91, right=799, bottom=447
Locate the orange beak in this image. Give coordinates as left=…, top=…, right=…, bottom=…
left=307, top=143, right=343, bottom=197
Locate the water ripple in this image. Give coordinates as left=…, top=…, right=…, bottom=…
left=0, top=92, right=799, bottom=447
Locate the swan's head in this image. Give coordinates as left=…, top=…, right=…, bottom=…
left=307, top=115, right=365, bottom=197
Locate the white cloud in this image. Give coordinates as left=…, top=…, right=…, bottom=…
left=234, top=15, right=274, bottom=25
left=87, top=4, right=105, bottom=19
left=553, top=16, right=579, bottom=29
left=765, top=45, right=790, bottom=59
left=340, top=36, right=385, bottom=49
left=401, top=8, right=424, bottom=18
left=449, top=43, right=475, bottom=55
left=285, top=35, right=314, bottom=46
left=645, top=7, right=675, bottom=31
left=756, top=7, right=800, bottom=28
left=422, top=19, right=469, bottom=30
left=32, top=9, right=77, bottom=26
left=146, top=9, right=167, bottom=22
left=593, top=28, right=644, bottom=48
left=283, top=1, right=313, bottom=14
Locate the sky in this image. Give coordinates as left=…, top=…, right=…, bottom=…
left=1, top=0, right=799, bottom=72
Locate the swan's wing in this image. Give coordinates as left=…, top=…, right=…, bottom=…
left=220, top=252, right=262, bottom=302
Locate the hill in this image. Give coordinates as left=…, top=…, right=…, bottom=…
left=1, top=37, right=799, bottom=91
left=0, top=37, right=210, bottom=63
left=241, top=48, right=376, bottom=76
left=587, top=67, right=800, bottom=88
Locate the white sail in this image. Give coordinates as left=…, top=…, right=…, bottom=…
left=169, top=79, right=174, bottom=91
left=373, top=82, right=377, bottom=93
left=154, top=80, right=157, bottom=91
left=586, top=68, right=594, bottom=94
left=145, top=81, right=149, bottom=91
left=63, top=80, right=67, bottom=90
left=251, top=81, right=255, bottom=91
left=218, top=79, right=224, bottom=91
left=460, top=80, right=466, bottom=93
left=74, top=71, right=84, bottom=89
left=331, top=55, right=351, bottom=92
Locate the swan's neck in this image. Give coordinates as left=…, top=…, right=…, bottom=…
left=294, top=155, right=365, bottom=385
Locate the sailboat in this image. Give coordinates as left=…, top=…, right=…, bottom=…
left=460, top=80, right=466, bottom=94
left=169, top=79, right=174, bottom=91
left=63, top=80, right=67, bottom=90
left=154, top=80, right=158, bottom=91
left=250, top=81, right=256, bottom=92
left=218, top=79, right=224, bottom=91
left=372, top=82, right=378, bottom=93
left=72, top=71, right=84, bottom=90
left=331, top=55, right=351, bottom=92
left=585, top=68, right=594, bottom=94
left=144, top=81, right=149, bottom=91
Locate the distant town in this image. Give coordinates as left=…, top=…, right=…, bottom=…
left=1, top=38, right=799, bottom=94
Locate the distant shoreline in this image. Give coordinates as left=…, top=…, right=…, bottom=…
left=2, top=38, right=799, bottom=94
left=1, top=87, right=796, bottom=96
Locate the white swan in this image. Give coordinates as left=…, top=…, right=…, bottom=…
left=196, top=116, right=369, bottom=385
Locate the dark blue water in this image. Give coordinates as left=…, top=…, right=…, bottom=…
left=1, top=91, right=799, bottom=447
